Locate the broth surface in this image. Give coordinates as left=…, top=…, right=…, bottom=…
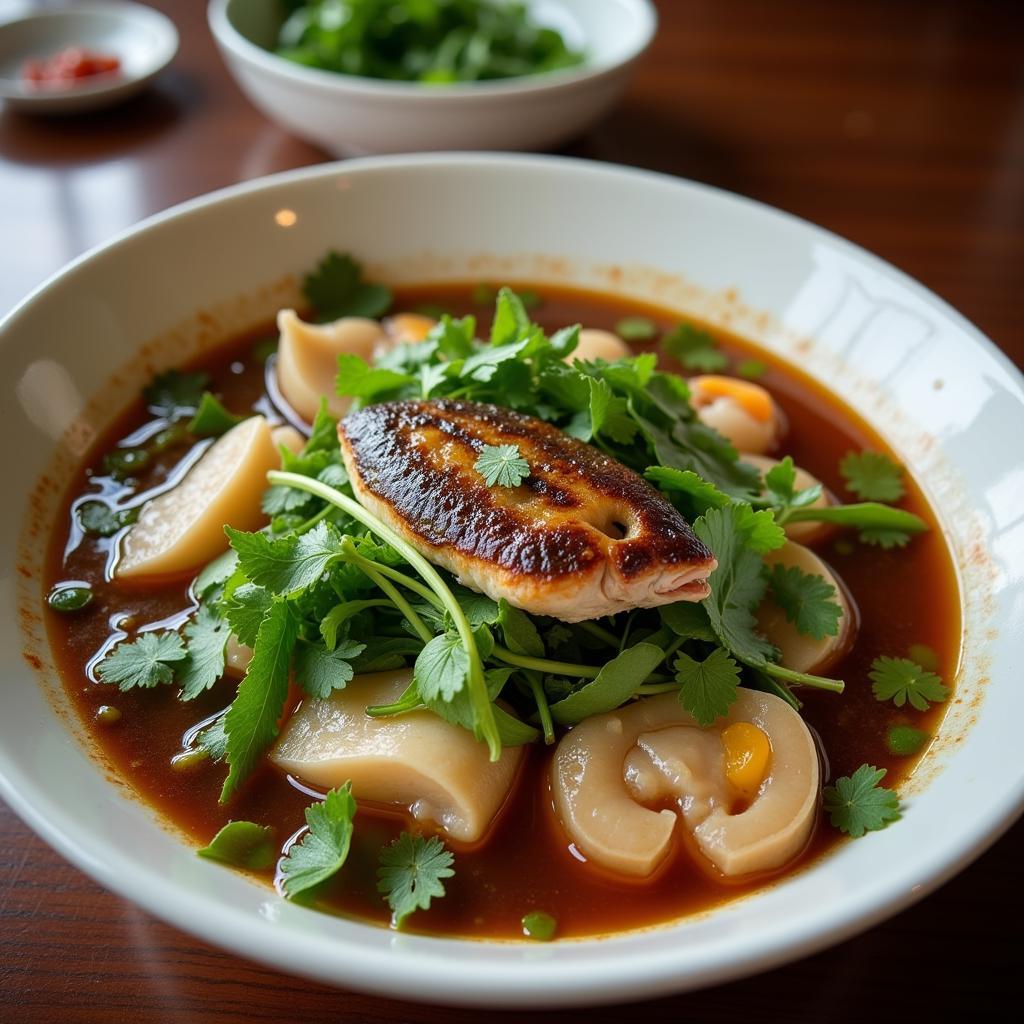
left=42, top=284, right=961, bottom=939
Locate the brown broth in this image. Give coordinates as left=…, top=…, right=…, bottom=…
left=41, top=283, right=961, bottom=940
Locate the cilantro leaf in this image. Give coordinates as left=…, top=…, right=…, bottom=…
left=220, top=600, right=299, bottom=802
left=77, top=500, right=137, bottom=537
left=645, top=466, right=731, bottom=513
left=280, top=784, right=358, bottom=898
left=737, top=359, right=767, bottom=380
left=96, top=631, right=186, bottom=691
left=887, top=724, right=930, bottom=756
left=302, top=251, right=392, bottom=320
left=767, top=563, right=842, bottom=640
left=869, top=656, right=949, bottom=711
left=674, top=647, right=741, bottom=726
left=858, top=526, right=912, bottom=549
left=188, top=393, right=245, bottom=436
left=731, top=504, right=787, bottom=554
left=198, top=821, right=277, bottom=871
left=223, top=581, right=273, bottom=648
left=179, top=604, right=230, bottom=700
left=662, top=323, right=728, bottom=371
left=474, top=443, right=530, bottom=487
left=293, top=639, right=366, bottom=699
left=498, top=599, right=545, bottom=658
left=377, top=833, right=455, bottom=928
left=335, top=352, right=414, bottom=402
left=693, top=505, right=776, bottom=665
left=823, top=764, right=901, bottom=837
left=227, top=522, right=343, bottom=597
left=839, top=450, right=905, bottom=502
left=586, top=377, right=637, bottom=444
left=196, top=714, right=228, bottom=762
left=414, top=632, right=469, bottom=702
left=143, top=369, right=210, bottom=419
left=489, top=287, right=531, bottom=346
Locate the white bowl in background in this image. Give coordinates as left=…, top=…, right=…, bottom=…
left=0, top=1, right=178, bottom=114
left=1, top=154, right=1022, bottom=1007
left=207, top=0, right=657, bottom=155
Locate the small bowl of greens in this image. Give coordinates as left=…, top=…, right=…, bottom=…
left=208, top=0, right=657, bottom=155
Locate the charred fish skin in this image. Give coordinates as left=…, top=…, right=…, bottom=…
left=338, top=399, right=716, bottom=622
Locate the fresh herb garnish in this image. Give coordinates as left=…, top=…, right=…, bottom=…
left=823, top=764, right=901, bottom=837
left=737, top=359, right=767, bottom=380
left=662, top=323, right=729, bottom=372
left=279, top=784, right=358, bottom=898
left=474, top=443, right=530, bottom=487
left=377, top=832, right=455, bottom=928
left=96, top=631, right=186, bottom=691
left=179, top=604, right=231, bottom=701
left=188, top=393, right=245, bottom=437
left=767, top=563, right=843, bottom=640
left=869, top=656, right=949, bottom=711
left=143, top=369, right=210, bottom=419
left=302, top=251, right=392, bottom=320
left=673, top=647, right=741, bottom=726
left=198, top=821, right=277, bottom=871
left=839, top=450, right=906, bottom=502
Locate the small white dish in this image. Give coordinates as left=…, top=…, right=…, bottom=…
left=1, top=154, right=1022, bottom=1007
left=207, top=0, right=657, bottom=155
left=0, top=1, right=178, bottom=115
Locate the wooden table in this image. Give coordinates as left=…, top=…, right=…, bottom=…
left=2, top=1, right=1021, bottom=1019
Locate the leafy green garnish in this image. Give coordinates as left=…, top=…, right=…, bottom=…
left=276, top=0, right=584, bottom=84
left=767, top=563, right=843, bottom=640
left=188, top=393, right=245, bottom=437
left=198, top=821, right=277, bottom=871
left=96, top=631, right=186, bottom=691
left=143, top=369, right=210, bottom=419
left=179, top=604, right=230, bottom=700
left=414, top=632, right=470, bottom=702
left=302, top=251, right=392, bottom=320
left=839, top=450, right=905, bottom=502
left=335, top=353, right=415, bottom=402
left=377, top=833, right=455, bottom=929
left=226, top=522, right=344, bottom=597
left=782, top=502, right=926, bottom=548
left=673, top=647, right=741, bottom=726
left=77, top=500, right=137, bottom=537
left=823, top=765, right=901, bottom=837
left=548, top=643, right=665, bottom=725
left=279, top=784, right=357, bottom=898
left=662, top=323, right=729, bottom=372
left=294, top=639, right=366, bottom=699
left=220, top=601, right=299, bottom=802
left=869, top=656, right=949, bottom=711
left=474, top=443, right=530, bottom=487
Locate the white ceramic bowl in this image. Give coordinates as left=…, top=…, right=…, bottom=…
left=207, top=0, right=657, bottom=155
left=1, top=154, right=1022, bottom=1008
left=0, top=1, right=178, bottom=114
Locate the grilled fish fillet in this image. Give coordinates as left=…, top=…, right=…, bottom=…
left=338, top=400, right=716, bottom=622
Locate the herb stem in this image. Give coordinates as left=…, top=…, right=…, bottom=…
left=268, top=471, right=501, bottom=760
left=578, top=621, right=619, bottom=647
left=491, top=645, right=600, bottom=679
left=357, top=560, right=433, bottom=645
left=635, top=682, right=682, bottom=696
left=295, top=505, right=331, bottom=535
left=762, top=662, right=846, bottom=693
left=525, top=671, right=555, bottom=745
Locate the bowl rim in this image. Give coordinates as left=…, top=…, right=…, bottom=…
left=2, top=153, right=1023, bottom=1007
left=207, top=0, right=658, bottom=101
left=0, top=0, right=179, bottom=101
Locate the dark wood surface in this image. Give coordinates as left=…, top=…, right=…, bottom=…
left=2, top=0, right=1021, bottom=1019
